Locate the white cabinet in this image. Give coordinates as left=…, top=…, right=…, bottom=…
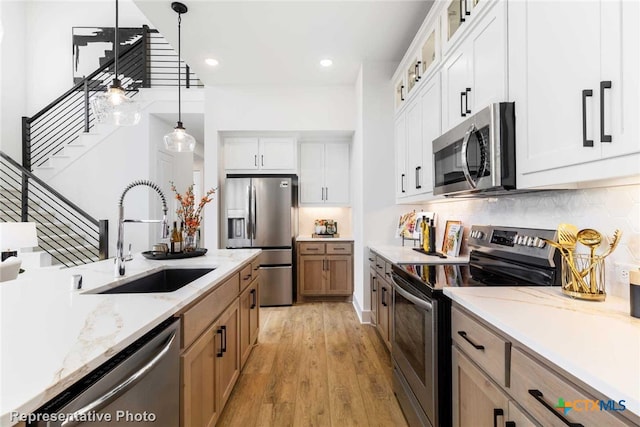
left=299, top=142, right=350, bottom=205
left=419, top=74, right=440, bottom=195
left=511, top=0, right=640, bottom=188
left=394, top=113, right=408, bottom=199
left=442, top=1, right=507, bottom=131
left=224, top=137, right=297, bottom=172
left=405, top=98, right=422, bottom=196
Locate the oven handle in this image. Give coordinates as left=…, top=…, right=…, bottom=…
left=392, top=277, right=433, bottom=311
left=461, top=123, right=477, bottom=189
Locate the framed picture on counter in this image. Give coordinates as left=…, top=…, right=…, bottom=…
left=442, top=220, right=463, bottom=257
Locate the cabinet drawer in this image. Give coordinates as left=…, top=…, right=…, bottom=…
left=299, top=242, right=326, bottom=255
left=510, top=348, right=629, bottom=427
left=374, top=255, right=386, bottom=275
left=451, top=306, right=510, bottom=387
left=240, top=264, right=253, bottom=291
left=181, top=273, right=240, bottom=349
left=326, top=242, right=352, bottom=254
left=367, top=249, right=376, bottom=264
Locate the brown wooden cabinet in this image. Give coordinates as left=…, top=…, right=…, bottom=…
left=376, top=272, right=392, bottom=350
left=179, top=257, right=259, bottom=427
left=297, top=241, right=353, bottom=300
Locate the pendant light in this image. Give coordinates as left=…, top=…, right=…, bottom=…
left=91, top=0, right=141, bottom=126
left=164, top=2, right=196, bottom=152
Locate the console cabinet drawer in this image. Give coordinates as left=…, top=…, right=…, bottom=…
left=326, top=242, right=352, bottom=254
left=451, top=306, right=510, bottom=387
left=299, top=242, right=326, bottom=255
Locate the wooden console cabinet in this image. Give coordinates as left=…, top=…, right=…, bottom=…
left=297, top=241, right=353, bottom=300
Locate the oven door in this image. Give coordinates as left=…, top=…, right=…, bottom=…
left=391, top=272, right=436, bottom=426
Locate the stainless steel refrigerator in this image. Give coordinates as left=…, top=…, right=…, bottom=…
left=224, top=175, right=297, bottom=306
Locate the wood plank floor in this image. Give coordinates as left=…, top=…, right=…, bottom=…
left=218, top=302, right=409, bottom=427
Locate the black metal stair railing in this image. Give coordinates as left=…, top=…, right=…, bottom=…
left=0, top=151, right=108, bottom=268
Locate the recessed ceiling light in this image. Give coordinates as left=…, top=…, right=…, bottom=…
left=320, top=59, right=333, bottom=67
left=205, top=58, right=219, bottom=67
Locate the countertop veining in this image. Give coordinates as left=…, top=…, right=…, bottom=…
left=0, top=249, right=260, bottom=426
left=444, top=286, right=640, bottom=419
left=369, top=244, right=470, bottom=264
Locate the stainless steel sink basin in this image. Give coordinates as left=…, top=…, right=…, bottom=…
left=91, top=268, right=215, bottom=294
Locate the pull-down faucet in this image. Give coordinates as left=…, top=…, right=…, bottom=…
left=116, top=180, right=169, bottom=276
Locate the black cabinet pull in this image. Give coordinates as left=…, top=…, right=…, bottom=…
left=528, top=390, right=584, bottom=427
left=254, top=155, right=257, bottom=167
left=372, top=276, right=377, bottom=292
left=400, top=85, right=405, bottom=101
left=460, top=0, right=466, bottom=22
left=415, top=61, right=422, bottom=81
left=457, top=331, right=485, bottom=350
left=582, top=89, right=594, bottom=147
left=415, top=166, right=422, bottom=189
left=243, top=274, right=252, bottom=280
left=505, top=422, right=516, bottom=427
left=493, top=409, right=504, bottom=427
left=261, top=155, right=264, bottom=166
left=600, top=81, right=612, bottom=143
left=401, top=174, right=406, bottom=193
left=250, top=288, right=257, bottom=309
left=221, top=325, right=227, bottom=353
left=381, top=287, right=388, bottom=306
left=465, top=88, right=472, bottom=114
left=460, top=91, right=467, bottom=117
left=368, top=257, right=374, bottom=262
left=216, top=328, right=224, bottom=357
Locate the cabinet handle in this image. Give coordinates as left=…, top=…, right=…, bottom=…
left=401, top=174, right=406, bottom=193
left=254, top=154, right=257, bottom=167
left=415, top=62, right=422, bottom=81
left=368, top=257, right=375, bottom=262
left=457, top=330, right=485, bottom=350
left=415, top=166, right=422, bottom=189
left=216, top=328, right=224, bottom=357
left=465, top=88, right=472, bottom=114
left=325, top=187, right=329, bottom=201
left=464, top=0, right=470, bottom=16
left=582, top=89, right=594, bottom=147
left=250, top=288, right=257, bottom=309
left=321, top=187, right=325, bottom=201
left=505, top=422, right=516, bottom=427
left=401, top=85, right=405, bottom=101
left=528, top=390, right=584, bottom=427
left=493, top=409, right=504, bottom=427
left=459, top=0, right=466, bottom=22
left=460, top=91, right=467, bottom=117
left=333, top=247, right=345, bottom=250
left=221, top=325, right=227, bottom=354
left=307, top=247, right=319, bottom=251
left=381, top=287, right=388, bottom=306
left=372, top=276, right=377, bottom=292
left=261, top=155, right=264, bottom=166
left=243, top=274, right=252, bottom=281
left=600, top=81, right=612, bottom=143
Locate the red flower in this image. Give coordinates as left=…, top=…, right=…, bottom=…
left=170, top=181, right=216, bottom=236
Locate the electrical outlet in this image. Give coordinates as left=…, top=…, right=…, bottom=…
left=615, top=263, right=638, bottom=283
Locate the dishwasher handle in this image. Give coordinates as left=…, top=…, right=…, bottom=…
left=61, top=330, right=177, bottom=427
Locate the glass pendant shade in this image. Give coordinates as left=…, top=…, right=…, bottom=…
left=91, top=81, right=141, bottom=126
left=164, top=121, right=196, bottom=152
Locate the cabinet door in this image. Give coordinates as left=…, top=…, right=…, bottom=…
left=326, top=255, right=353, bottom=296
left=182, top=324, right=219, bottom=427
left=299, top=255, right=326, bottom=295
left=376, top=278, right=391, bottom=348
left=370, top=269, right=378, bottom=325
left=452, top=347, right=509, bottom=427
left=420, top=74, right=441, bottom=195
left=515, top=1, right=601, bottom=174
left=600, top=0, right=640, bottom=160
left=468, top=2, right=507, bottom=113
left=442, top=46, right=470, bottom=131
left=224, top=138, right=259, bottom=170
left=406, top=98, right=423, bottom=196
left=299, top=142, right=325, bottom=204
left=324, top=143, right=350, bottom=205
left=394, top=113, right=408, bottom=199
left=249, top=280, right=260, bottom=346
left=239, top=284, right=253, bottom=368
left=216, top=300, right=240, bottom=411
left=259, top=137, right=296, bottom=170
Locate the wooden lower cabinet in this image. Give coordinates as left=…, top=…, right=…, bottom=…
left=376, top=274, right=391, bottom=350
left=217, top=300, right=240, bottom=410
left=452, top=347, right=534, bottom=427
left=369, top=267, right=378, bottom=325
left=240, top=278, right=260, bottom=368
left=297, top=241, right=353, bottom=299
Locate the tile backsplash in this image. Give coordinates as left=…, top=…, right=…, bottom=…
left=298, top=207, right=352, bottom=236
left=420, top=184, right=640, bottom=299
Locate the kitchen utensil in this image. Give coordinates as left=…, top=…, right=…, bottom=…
left=578, top=229, right=622, bottom=278
left=543, top=238, right=588, bottom=293
left=562, top=254, right=606, bottom=301
left=557, top=224, right=588, bottom=292
left=576, top=228, right=602, bottom=293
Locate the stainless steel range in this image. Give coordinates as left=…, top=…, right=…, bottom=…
left=390, top=225, right=561, bottom=427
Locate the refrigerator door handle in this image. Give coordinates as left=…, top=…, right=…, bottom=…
left=246, top=184, right=253, bottom=239
left=251, top=185, right=257, bottom=239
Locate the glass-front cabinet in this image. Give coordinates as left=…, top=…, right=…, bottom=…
left=395, top=78, right=406, bottom=109
left=406, top=58, right=421, bottom=94
left=444, top=0, right=485, bottom=52
left=421, top=30, right=437, bottom=76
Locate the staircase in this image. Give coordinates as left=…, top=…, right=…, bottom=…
left=1, top=26, right=203, bottom=268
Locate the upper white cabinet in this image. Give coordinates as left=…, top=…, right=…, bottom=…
left=299, top=142, right=350, bottom=206
left=442, top=0, right=488, bottom=53
left=510, top=0, right=640, bottom=187
left=394, top=113, right=408, bottom=199
left=224, top=137, right=297, bottom=172
left=442, top=1, right=507, bottom=131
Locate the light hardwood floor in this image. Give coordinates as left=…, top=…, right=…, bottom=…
left=217, top=302, right=409, bottom=427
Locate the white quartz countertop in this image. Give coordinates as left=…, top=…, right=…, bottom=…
left=369, top=244, right=469, bottom=264
left=296, top=235, right=354, bottom=242
left=0, top=249, right=260, bottom=426
left=444, top=287, right=640, bottom=418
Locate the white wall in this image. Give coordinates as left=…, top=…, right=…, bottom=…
left=203, top=85, right=356, bottom=248
left=420, top=185, right=640, bottom=300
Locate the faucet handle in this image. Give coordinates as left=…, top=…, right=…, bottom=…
left=71, top=274, right=83, bottom=290
left=125, top=243, right=133, bottom=261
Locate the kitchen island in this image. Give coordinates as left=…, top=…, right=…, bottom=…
left=444, top=286, right=640, bottom=424
left=0, top=249, right=260, bottom=426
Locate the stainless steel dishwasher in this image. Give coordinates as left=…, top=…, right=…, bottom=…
left=30, top=317, right=180, bottom=426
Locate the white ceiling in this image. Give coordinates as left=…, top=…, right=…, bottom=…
left=134, top=0, right=433, bottom=86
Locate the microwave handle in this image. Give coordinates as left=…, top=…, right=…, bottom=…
left=461, top=124, right=477, bottom=188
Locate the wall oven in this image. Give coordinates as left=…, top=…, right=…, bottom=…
left=433, top=103, right=516, bottom=197
left=390, top=225, right=560, bottom=427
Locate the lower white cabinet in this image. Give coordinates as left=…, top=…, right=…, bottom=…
left=299, top=142, right=350, bottom=205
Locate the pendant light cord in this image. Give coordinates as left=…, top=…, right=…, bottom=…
left=177, top=13, right=182, bottom=124
left=114, top=0, right=119, bottom=83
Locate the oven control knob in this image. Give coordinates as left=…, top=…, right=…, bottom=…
left=516, top=235, right=523, bottom=245
left=527, top=237, right=535, bottom=247
left=476, top=231, right=484, bottom=239
left=536, top=238, right=546, bottom=248
left=471, top=231, right=477, bottom=238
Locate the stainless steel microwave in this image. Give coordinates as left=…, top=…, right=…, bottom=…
left=432, top=102, right=516, bottom=197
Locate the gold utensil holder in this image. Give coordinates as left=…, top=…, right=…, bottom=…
left=562, top=254, right=606, bottom=301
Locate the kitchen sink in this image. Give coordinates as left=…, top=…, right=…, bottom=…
left=90, top=268, right=215, bottom=294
